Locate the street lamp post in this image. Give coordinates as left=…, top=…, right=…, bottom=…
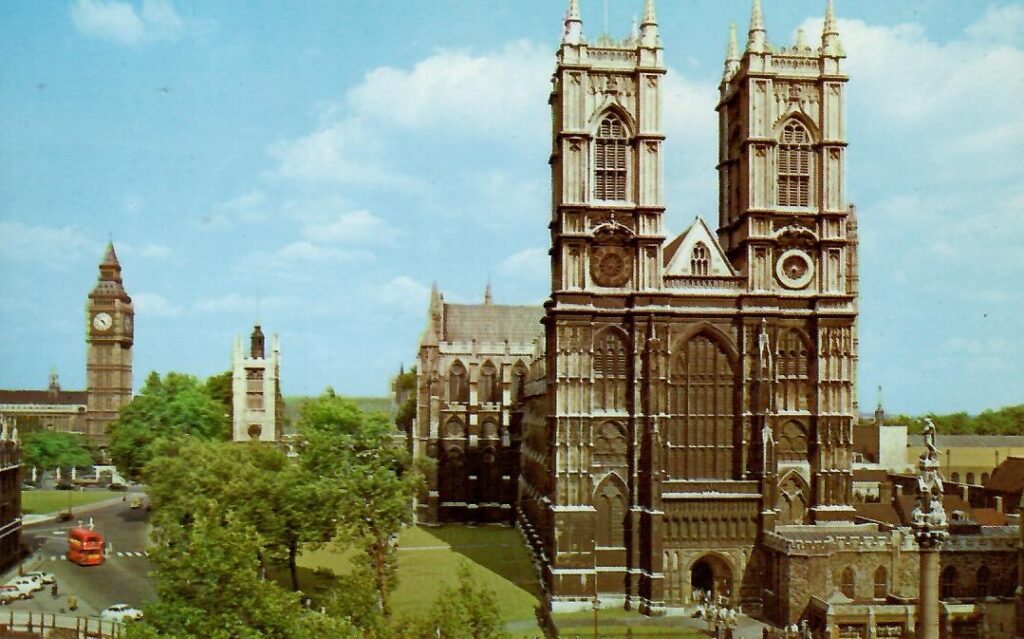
left=591, top=594, right=601, bottom=639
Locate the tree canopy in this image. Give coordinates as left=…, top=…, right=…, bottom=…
left=880, top=405, right=1024, bottom=436
left=19, top=431, right=92, bottom=472
left=107, top=371, right=230, bottom=480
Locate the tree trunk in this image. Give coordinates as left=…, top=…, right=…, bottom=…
left=288, top=538, right=300, bottom=592
left=372, top=538, right=391, bottom=619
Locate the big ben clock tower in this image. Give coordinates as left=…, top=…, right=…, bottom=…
left=86, top=243, right=134, bottom=444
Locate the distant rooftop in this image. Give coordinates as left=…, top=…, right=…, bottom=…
left=442, top=303, right=543, bottom=345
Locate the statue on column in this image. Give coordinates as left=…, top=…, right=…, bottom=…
left=922, top=417, right=937, bottom=460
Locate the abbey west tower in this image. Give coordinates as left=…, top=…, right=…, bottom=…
left=85, top=243, right=134, bottom=444
left=518, top=0, right=857, bottom=614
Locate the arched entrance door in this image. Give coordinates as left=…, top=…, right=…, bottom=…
left=690, top=555, right=734, bottom=602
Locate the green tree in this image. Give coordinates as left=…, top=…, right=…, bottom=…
left=205, top=370, right=234, bottom=424
left=413, top=563, right=505, bottom=639
left=108, top=371, right=230, bottom=480
left=20, top=431, right=92, bottom=474
left=144, top=437, right=343, bottom=592
left=297, top=392, right=425, bottom=620
left=394, top=366, right=416, bottom=434
left=125, top=504, right=358, bottom=639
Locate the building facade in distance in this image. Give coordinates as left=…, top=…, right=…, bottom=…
left=231, top=325, right=281, bottom=442
left=85, top=242, right=134, bottom=444
left=0, top=244, right=132, bottom=447
left=0, top=417, right=20, bottom=573
left=413, top=285, right=542, bottom=524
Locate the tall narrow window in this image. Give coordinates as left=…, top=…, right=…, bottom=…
left=594, top=329, right=628, bottom=411
left=873, top=566, right=888, bottom=599
left=840, top=567, right=856, bottom=599
left=778, top=120, right=811, bottom=207
left=669, top=335, right=736, bottom=480
left=594, top=114, right=629, bottom=201
left=690, top=242, right=710, bottom=276
left=941, top=566, right=958, bottom=600
left=976, top=566, right=991, bottom=598
left=448, top=361, right=469, bottom=403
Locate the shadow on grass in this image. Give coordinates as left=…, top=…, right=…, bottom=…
left=415, top=525, right=543, bottom=601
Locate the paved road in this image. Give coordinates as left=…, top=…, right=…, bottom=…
left=6, top=497, right=155, bottom=618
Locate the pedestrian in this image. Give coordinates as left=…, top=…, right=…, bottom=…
left=68, top=595, right=77, bottom=611
left=51, top=583, right=58, bottom=598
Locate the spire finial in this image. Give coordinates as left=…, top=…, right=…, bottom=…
left=640, top=0, right=659, bottom=47
left=822, top=0, right=842, bottom=55
left=483, top=280, right=493, bottom=305
left=563, top=0, right=583, bottom=45
left=723, top=21, right=740, bottom=80
left=747, top=0, right=767, bottom=53
left=795, top=27, right=806, bottom=50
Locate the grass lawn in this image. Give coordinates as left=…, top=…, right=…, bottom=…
left=21, top=490, right=120, bottom=515
left=295, top=525, right=543, bottom=632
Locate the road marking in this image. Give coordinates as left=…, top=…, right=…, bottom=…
left=50, top=556, right=59, bottom=561
left=133, top=552, right=143, bottom=557
left=116, top=552, right=124, bottom=557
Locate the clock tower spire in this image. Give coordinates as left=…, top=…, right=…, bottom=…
left=86, top=242, right=134, bottom=445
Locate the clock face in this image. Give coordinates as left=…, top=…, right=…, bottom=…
left=775, top=249, right=815, bottom=289
left=92, top=312, right=113, bottom=331
left=590, top=246, right=632, bottom=287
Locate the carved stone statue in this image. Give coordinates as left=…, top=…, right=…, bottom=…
left=922, top=417, right=937, bottom=459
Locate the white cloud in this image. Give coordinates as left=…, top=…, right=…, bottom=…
left=375, top=276, right=432, bottom=315
left=965, top=4, right=1024, bottom=44
left=497, top=247, right=548, bottom=281
left=275, top=241, right=370, bottom=262
left=70, top=0, right=183, bottom=45
left=301, top=210, right=398, bottom=246
left=197, top=190, right=268, bottom=230
left=268, top=117, right=395, bottom=184
left=132, top=292, right=182, bottom=318
left=119, top=241, right=172, bottom=259
left=347, top=40, right=550, bottom=136
left=0, top=221, right=97, bottom=266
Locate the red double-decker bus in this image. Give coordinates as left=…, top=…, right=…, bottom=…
left=67, top=527, right=104, bottom=566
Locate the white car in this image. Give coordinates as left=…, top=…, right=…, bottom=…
left=4, top=578, right=37, bottom=598
left=0, top=585, right=25, bottom=603
left=22, top=571, right=56, bottom=585
left=100, top=604, right=144, bottom=623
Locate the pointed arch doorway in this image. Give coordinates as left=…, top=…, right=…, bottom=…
left=689, top=554, right=734, bottom=602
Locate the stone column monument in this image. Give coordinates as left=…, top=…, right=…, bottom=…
left=911, top=418, right=949, bottom=639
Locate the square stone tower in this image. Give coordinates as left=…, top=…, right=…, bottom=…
left=231, top=325, right=281, bottom=442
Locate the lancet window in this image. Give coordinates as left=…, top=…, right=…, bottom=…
left=594, top=114, right=629, bottom=201
left=691, top=242, right=710, bottom=276
left=669, top=334, right=736, bottom=479
left=778, top=120, right=812, bottom=207
left=448, top=361, right=469, bottom=403
left=594, top=478, right=626, bottom=548
left=593, top=329, right=628, bottom=412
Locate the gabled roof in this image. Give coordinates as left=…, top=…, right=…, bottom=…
left=0, top=389, right=88, bottom=406
left=663, top=216, right=737, bottom=277
left=854, top=502, right=901, bottom=527
left=985, top=456, right=1024, bottom=494
left=442, top=304, right=543, bottom=344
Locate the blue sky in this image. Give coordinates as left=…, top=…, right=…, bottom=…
left=1, top=1, right=1022, bottom=415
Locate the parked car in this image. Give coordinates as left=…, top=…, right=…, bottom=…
left=5, top=578, right=37, bottom=598
left=0, top=585, right=24, bottom=604
left=22, top=571, right=56, bottom=585
left=100, top=604, right=143, bottom=623
left=108, top=483, right=128, bottom=491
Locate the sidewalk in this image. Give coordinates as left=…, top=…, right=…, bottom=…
left=22, top=494, right=137, bottom=527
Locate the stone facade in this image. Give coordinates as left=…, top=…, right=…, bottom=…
left=231, top=325, right=281, bottom=443
left=413, top=285, right=543, bottom=524
left=518, top=0, right=856, bottom=615
left=85, top=243, right=134, bottom=445
left=0, top=422, right=20, bottom=573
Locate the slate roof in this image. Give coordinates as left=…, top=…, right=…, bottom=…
left=985, top=456, right=1024, bottom=494
left=0, top=389, right=88, bottom=406
left=442, top=304, right=544, bottom=344
left=854, top=503, right=901, bottom=527
left=971, top=508, right=1008, bottom=526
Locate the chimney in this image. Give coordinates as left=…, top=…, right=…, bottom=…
left=995, top=495, right=1004, bottom=512
left=960, top=485, right=969, bottom=502
left=894, top=485, right=903, bottom=499
left=880, top=482, right=894, bottom=504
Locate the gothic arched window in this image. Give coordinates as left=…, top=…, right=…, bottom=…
left=479, top=361, right=498, bottom=403
left=594, top=478, right=626, bottom=548
left=594, top=114, right=629, bottom=201
left=511, top=361, right=528, bottom=404
left=941, top=566, right=958, bottom=600
left=690, top=242, right=710, bottom=276
left=840, top=567, right=856, bottom=599
left=965, top=472, right=975, bottom=485
left=778, top=120, right=812, bottom=207
left=776, top=329, right=812, bottom=412
left=594, top=329, right=628, bottom=412
left=669, top=334, right=736, bottom=480
left=873, top=566, right=888, bottom=600
left=976, top=565, right=991, bottom=598
left=448, top=361, right=469, bottom=403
